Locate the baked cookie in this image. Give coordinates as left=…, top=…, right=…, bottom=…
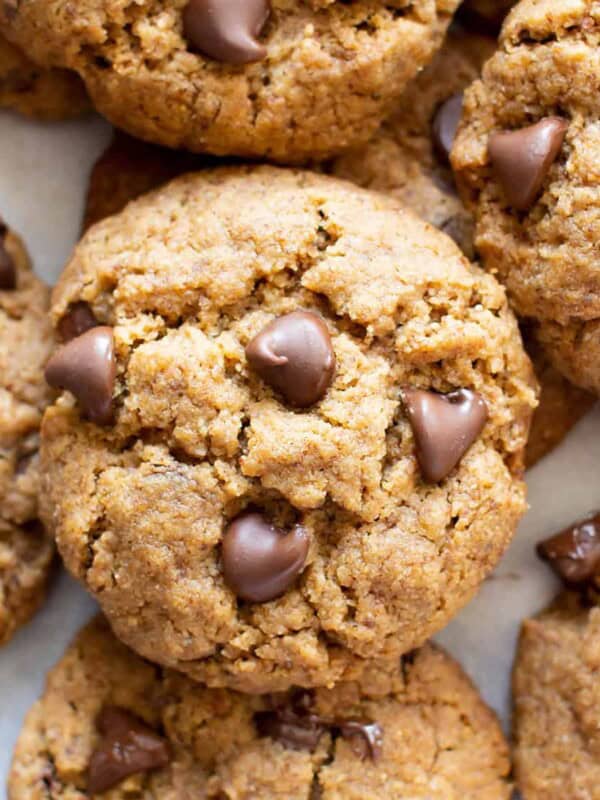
left=9, top=615, right=512, bottom=799
left=452, top=0, right=600, bottom=394
left=513, top=592, right=600, bottom=800
left=0, top=34, right=89, bottom=120
left=0, top=221, right=55, bottom=646
left=40, top=165, right=535, bottom=692
left=1, top=0, right=460, bottom=163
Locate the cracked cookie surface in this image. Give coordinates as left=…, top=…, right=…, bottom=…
left=0, top=223, right=55, bottom=645
left=41, top=165, right=535, bottom=692
left=0, top=34, right=89, bottom=120
left=513, top=592, right=600, bottom=800
left=452, top=0, right=600, bottom=394
left=9, top=615, right=512, bottom=799
left=1, top=0, right=459, bottom=162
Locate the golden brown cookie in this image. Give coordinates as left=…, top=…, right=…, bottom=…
left=0, top=34, right=89, bottom=120
left=9, top=616, right=512, bottom=799
left=513, top=592, right=600, bottom=800
left=452, top=0, right=600, bottom=395
left=1, top=0, right=460, bottom=163
left=40, top=165, right=535, bottom=692
left=0, top=221, right=55, bottom=646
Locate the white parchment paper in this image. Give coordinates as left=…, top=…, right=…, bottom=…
left=1, top=109, right=599, bottom=796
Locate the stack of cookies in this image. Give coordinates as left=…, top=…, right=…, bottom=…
left=0, top=0, right=597, bottom=796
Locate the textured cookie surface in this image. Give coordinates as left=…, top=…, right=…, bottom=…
left=0, top=223, right=54, bottom=645
left=452, top=0, right=600, bottom=393
left=1, top=0, right=459, bottom=162
left=513, top=593, right=600, bottom=799
left=0, top=34, right=89, bottom=120
left=9, top=616, right=512, bottom=799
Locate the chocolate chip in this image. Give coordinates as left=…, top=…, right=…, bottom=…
left=401, top=387, right=488, bottom=483
left=222, top=511, right=309, bottom=603
left=255, top=706, right=328, bottom=751
left=88, top=707, right=169, bottom=794
left=45, top=326, right=116, bottom=425
left=537, top=512, right=600, bottom=587
left=57, top=302, right=98, bottom=341
left=183, top=0, right=270, bottom=64
left=338, top=720, right=383, bottom=761
left=0, top=222, right=16, bottom=290
left=488, top=117, right=568, bottom=211
left=432, top=93, right=464, bottom=164
left=246, top=311, right=335, bottom=408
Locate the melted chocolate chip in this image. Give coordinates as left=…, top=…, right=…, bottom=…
left=401, top=387, right=488, bottom=483
left=0, top=222, right=16, bottom=290
left=246, top=311, right=335, bottom=408
left=338, top=720, right=384, bottom=761
left=432, top=92, right=464, bottom=164
left=255, top=706, right=328, bottom=751
left=88, top=707, right=169, bottom=794
left=183, top=0, right=270, bottom=64
left=537, top=512, right=600, bottom=587
left=488, top=117, right=568, bottom=211
left=44, top=326, right=116, bottom=425
left=222, top=511, right=309, bottom=603
left=57, top=302, right=98, bottom=341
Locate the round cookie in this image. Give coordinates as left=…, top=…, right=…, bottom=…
left=513, top=592, right=600, bottom=800
left=9, top=615, right=512, bottom=799
left=40, top=165, right=535, bottom=692
left=452, top=0, right=600, bottom=394
left=0, top=221, right=55, bottom=646
left=1, top=0, right=460, bottom=163
left=0, top=34, right=89, bottom=120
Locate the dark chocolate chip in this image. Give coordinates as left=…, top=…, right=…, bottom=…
left=0, top=223, right=16, bottom=290
left=401, top=387, right=488, bottom=483
left=183, top=0, right=270, bottom=64
left=255, top=706, right=328, bottom=751
left=537, top=512, right=600, bottom=587
left=222, top=511, right=309, bottom=603
left=44, top=326, right=116, bottom=425
left=432, top=92, right=464, bottom=164
left=57, top=302, right=99, bottom=341
left=488, top=117, right=568, bottom=211
left=88, top=707, right=169, bottom=794
left=338, top=719, right=384, bottom=761
left=246, top=311, right=335, bottom=408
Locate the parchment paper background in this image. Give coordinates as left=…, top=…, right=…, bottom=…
left=1, top=110, right=599, bottom=795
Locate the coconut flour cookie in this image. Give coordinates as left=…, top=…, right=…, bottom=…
left=0, top=34, right=89, bottom=120
left=1, top=0, right=460, bottom=163
left=513, top=592, right=600, bottom=800
left=0, top=221, right=54, bottom=645
left=9, top=616, right=512, bottom=799
left=39, top=165, right=535, bottom=692
left=452, top=0, right=600, bottom=395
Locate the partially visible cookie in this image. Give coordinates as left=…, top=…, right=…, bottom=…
left=452, top=0, right=600, bottom=394
left=513, top=592, right=600, bottom=800
left=0, top=221, right=55, bottom=645
left=1, top=0, right=461, bottom=162
left=0, top=34, right=89, bottom=120
left=9, top=616, right=512, bottom=799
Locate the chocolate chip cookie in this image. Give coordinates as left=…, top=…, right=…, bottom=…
left=1, top=0, right=460, bottom=163
left=0, top=34, right=89, bottom=120
left=0, top=221, right=54, bottom=646
left=452, top=0, right=600, bottom=395
left=39, top=165, right=535, bottom=692
left=9, top=616, right=512, bottom=799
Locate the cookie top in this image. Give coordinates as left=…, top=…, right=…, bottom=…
left=9, top=616, right=512, bottom=799
left=1, top=0, right=459, bottom=162
left=40, top=165, right=535, bottom=692
left=0, top=221, right=55, bottom=645
left=452, top=0, right=600, bottom=393
left=0, top=34, right=89, bottom=120
left=513, top=592, right=600, bottom=800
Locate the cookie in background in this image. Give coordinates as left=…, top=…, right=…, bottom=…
left=0, top=220, right=55, bottom=646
